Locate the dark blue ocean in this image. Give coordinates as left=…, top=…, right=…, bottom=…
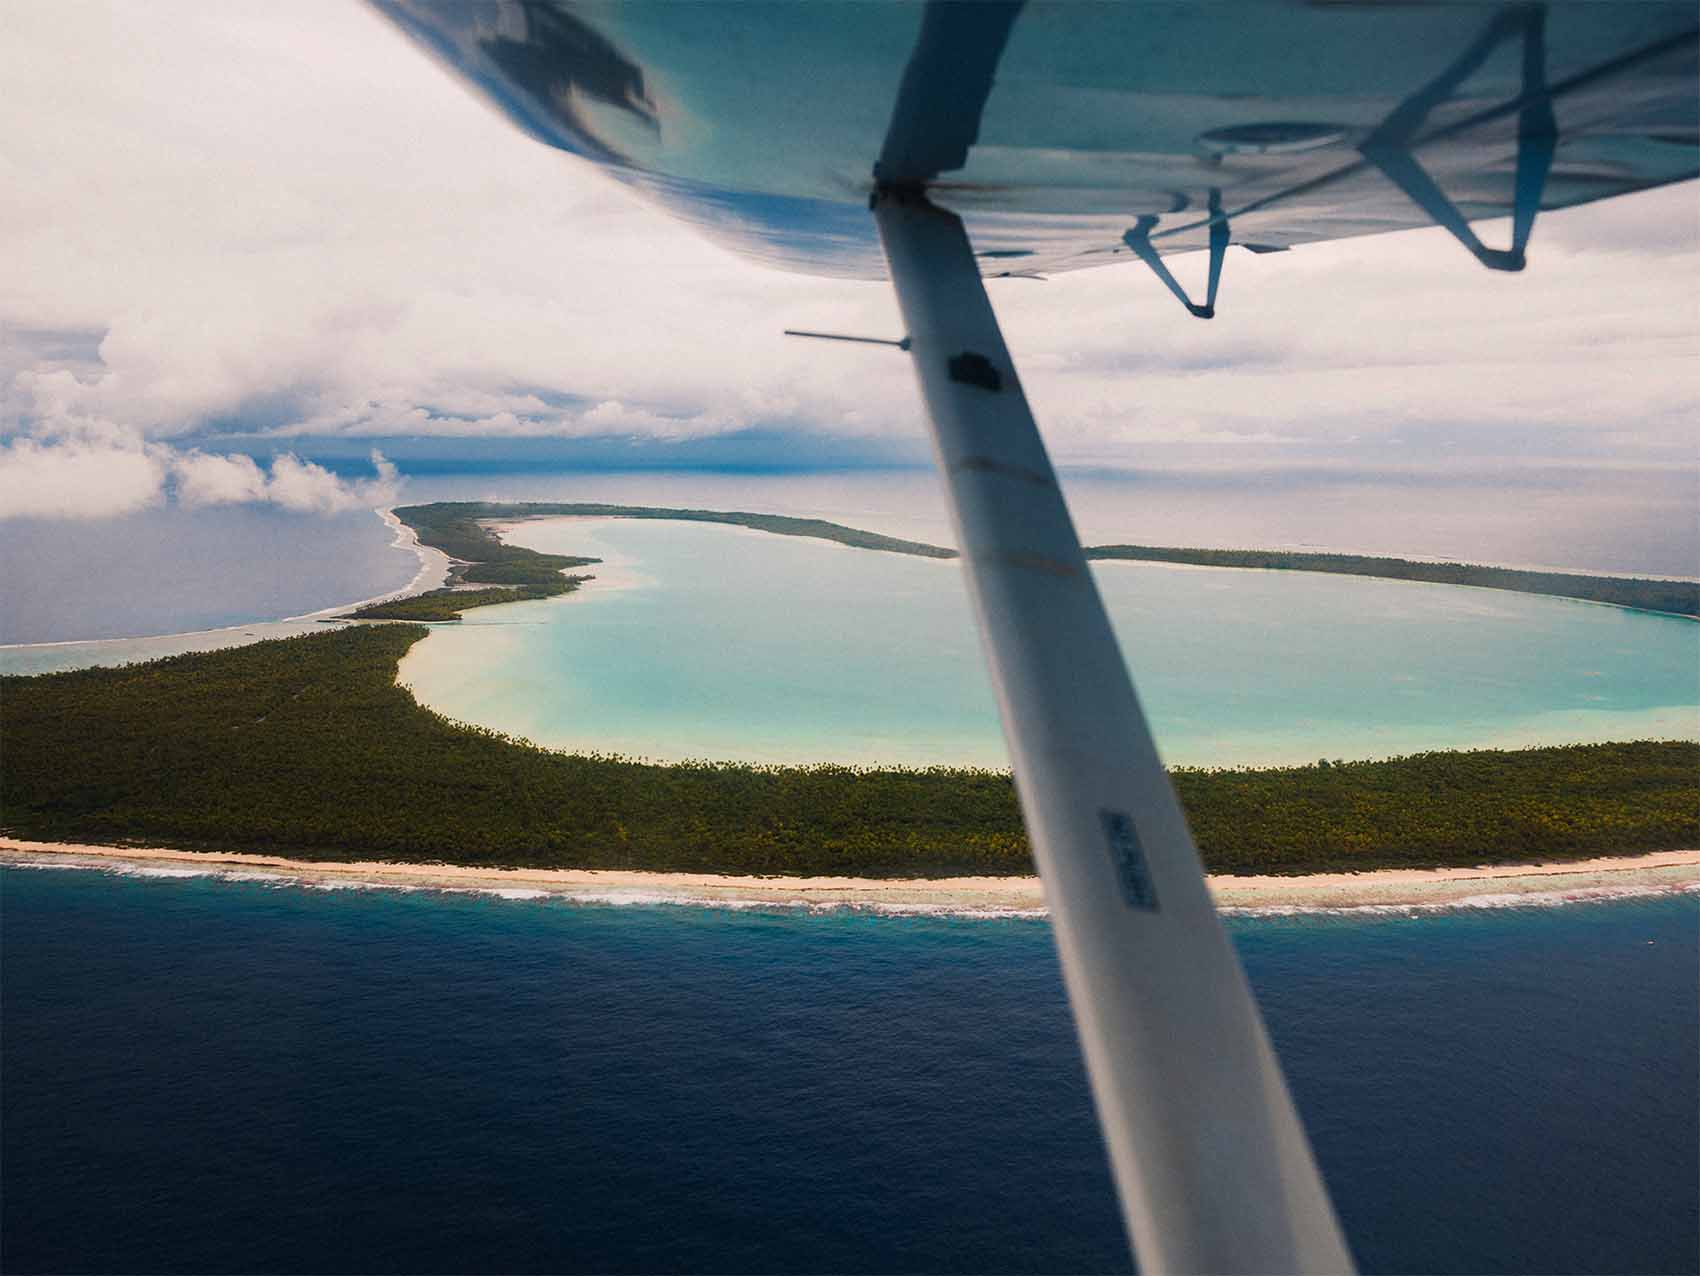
left=3, top=868, right=1695, bottom=1275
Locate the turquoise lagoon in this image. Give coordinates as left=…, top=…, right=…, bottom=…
left=400, top=517, right=1699, bottom=768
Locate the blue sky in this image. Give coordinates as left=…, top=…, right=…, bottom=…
left=1, top=1, right=1695, bottom=518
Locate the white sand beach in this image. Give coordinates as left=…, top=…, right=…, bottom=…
left=3, top=839, right=1694, bottom=915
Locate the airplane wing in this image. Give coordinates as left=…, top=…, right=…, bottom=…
left=366, top=5, right=1697, bottom=1272
left=372, top=1, right=1696, bottom=283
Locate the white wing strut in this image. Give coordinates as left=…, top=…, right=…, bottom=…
left=873, top=188, right=1353, bottom=1276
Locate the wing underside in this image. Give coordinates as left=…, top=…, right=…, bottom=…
left=374, top=0, right=1697, bottom=279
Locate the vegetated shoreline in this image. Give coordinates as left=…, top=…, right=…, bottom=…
left=336, top=506, right=601, bottom=622
left=6, top=504, right=1695, bottom=885
left=376, top=501, right=1699, bottom=620
left=2, top=840, right=1695, bottom=914
left=3, top=624, right=1694, bottom=881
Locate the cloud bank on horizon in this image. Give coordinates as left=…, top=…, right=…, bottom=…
left=2, top=1, right=1695, bottom=519
left=0, top=435, right=400, bottom=521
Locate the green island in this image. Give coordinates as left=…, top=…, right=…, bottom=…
left=1085, top=545, right=1699, bottom=618
left=3, top=624, right=1693, bottom=877
left=338, top=501, right=954, bottom=622
left=339, top=505, right=602, bottom=621
left=372, top=502, right=1698, bottom=621
left=397, top=500, right=957, bottom=560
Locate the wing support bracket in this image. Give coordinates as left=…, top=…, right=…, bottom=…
left=1359, top=4, right=1556, bottom=272
left=1123, top=190, right=1229, bottom=317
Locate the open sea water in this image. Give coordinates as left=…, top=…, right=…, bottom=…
left=0, top=505, right=418, bottom=647
left=3, top=867, right=1696, bottom=1275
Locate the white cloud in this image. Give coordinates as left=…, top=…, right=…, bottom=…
left=0, top=1, right=1694, bottom=476
left=0, top=427, right=400, bottom=520
left=172, top=451, right=268, bottom=506
left=0, top=436, right=165, bottom=519
left=264, top=450, right=400, bottom=514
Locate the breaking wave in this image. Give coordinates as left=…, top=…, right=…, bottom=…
left=3, top=854, right=1694, bottom=920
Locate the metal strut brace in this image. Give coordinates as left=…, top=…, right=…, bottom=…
left=783, top=329, right=911, bottom=350
left=872, top=184, right=1353, bottom=1276
left=1359, top=5, right=1556, bottom=271
left=1123, top=189, right=1230, bottom=317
